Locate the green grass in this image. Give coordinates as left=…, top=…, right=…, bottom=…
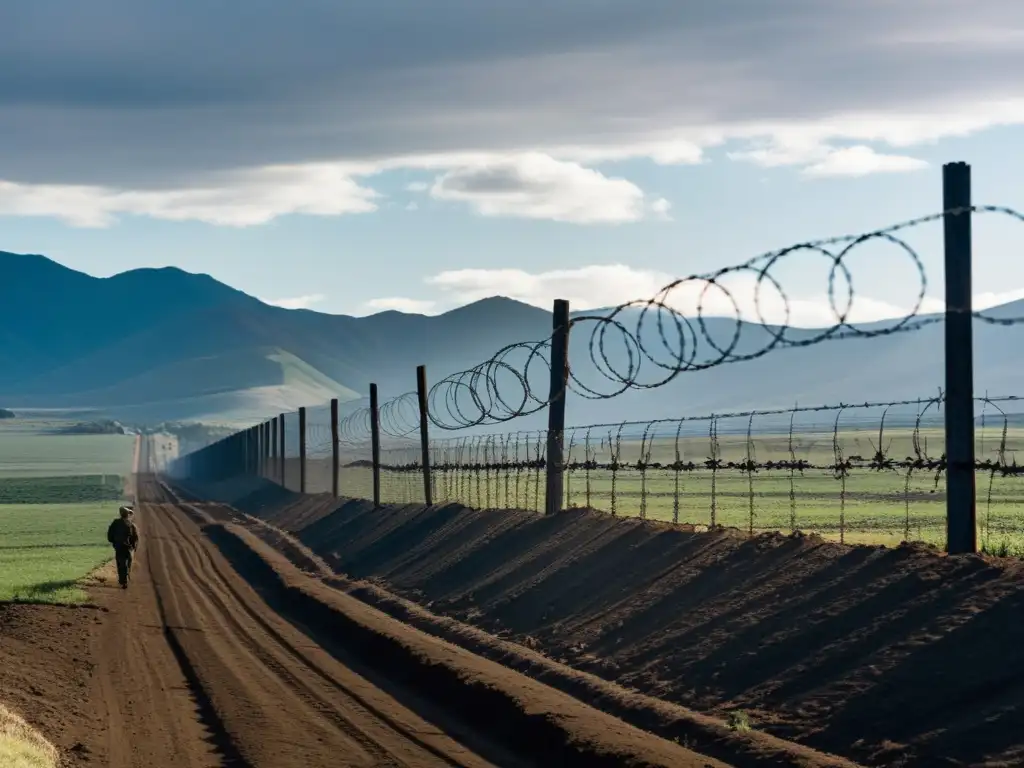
left=0, top=475, right=126, bottom=504
left=0, top=503, right=117, bottom=604
left=359, top=424, right=1024, bottom=556
left=0, top=419, right=135, bottom=478
left=0, top=419, right=134, bottom=604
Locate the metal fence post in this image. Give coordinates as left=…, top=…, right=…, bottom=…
left=258, top=422, right=265, bottom=477
left=943, top=161, right=977, bottom=555
left=544, top=299, right=571, bottom=515
left=416, top=365, right=433, bottom=506
left=270, top=417, right=278, bottom=484
left=298, top=407, right=307, bottom=494
left=331, top=398, right=340, bottom=497
left=278, top=413, right=285, bottom=484
left=370, top=383, right=382, bottom=508
left=263, top=421, right=271, bottom=477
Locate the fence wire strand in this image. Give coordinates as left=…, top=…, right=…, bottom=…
left=171, top=203, right=1024, bottom=552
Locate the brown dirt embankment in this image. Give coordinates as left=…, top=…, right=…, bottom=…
left=204, top=518, right=741, bottom=768
left=188, top=476, right=1024, bottom=768
left=178, top=493, right=858, bottom=768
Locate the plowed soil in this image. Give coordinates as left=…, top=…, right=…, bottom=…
left=0, top=443, right=730, bottom=768
left=198, top=477, right=1024, bottom=768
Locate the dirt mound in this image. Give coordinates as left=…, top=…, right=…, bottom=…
left=205, top=479, right=1024, bottom=768
left=205, top=521, right=731, bottom=768
left=0, top=602, right=108, bottom=765
left=191, top=497, right=858, bottom=768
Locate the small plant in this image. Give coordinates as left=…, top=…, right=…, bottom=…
left=980, top=535, right=1024, bottom=558
left=727, top=710, right=752, bottom=732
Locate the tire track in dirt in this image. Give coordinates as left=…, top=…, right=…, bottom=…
left=153, top=498, right=484, bottom=767
left=135, top=486, right=503, bottom=767
left=92, top=450, right=243, bottom=767
left=88, top=438, right=506, bottom=767
left=145, top=544, right=251, bottom=767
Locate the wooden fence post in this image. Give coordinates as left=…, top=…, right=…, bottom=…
left=544, top=299, right=571, bottom=515
left=416, top=365, right=433, bottom=506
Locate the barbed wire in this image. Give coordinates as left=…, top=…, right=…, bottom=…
left=175, top=205, right=1024, bottom=460
left=303, top=205, right=1024, bottom=439
left=315, top=394, right=1024, bottom=548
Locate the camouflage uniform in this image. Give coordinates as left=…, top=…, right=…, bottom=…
left=107, top=506, right=139, bottom=589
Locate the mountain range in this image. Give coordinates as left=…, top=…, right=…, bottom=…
left=2, top=249, right=1021, bottom=430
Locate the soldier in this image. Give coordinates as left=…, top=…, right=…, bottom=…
left=107, top=506, right=140, bottom=589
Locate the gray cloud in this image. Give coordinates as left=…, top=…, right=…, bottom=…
left=1, top=0, right=1023, bottom=186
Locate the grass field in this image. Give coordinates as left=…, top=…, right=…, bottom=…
left=333, top=423, right=1024, bottom=555
left=0, top=475, right=126, bottom=504
left=0, top=419, right=135, bottom=478
left=0, top=419, right=134, bottom=604
left=0, top=503, right=117, bottom=604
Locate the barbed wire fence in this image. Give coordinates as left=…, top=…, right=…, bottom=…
left=168, top=162, right=1024, bottom=554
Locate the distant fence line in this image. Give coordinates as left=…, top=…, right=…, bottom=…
left=168, top=392, right=1024, bottom=554
left=169, top=162, right=1024, bottom=555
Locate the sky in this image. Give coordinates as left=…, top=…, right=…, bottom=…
left=4, top=0, right=1024, bottom=328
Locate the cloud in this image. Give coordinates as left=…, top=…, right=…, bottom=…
left=405, top=182, right=429, bottom=192
left=429, top=154, right=650, bottom=223
left=263, top=293, right=326, bottom=310
left=728, top=140, right=928, bottom=178
left=650, top=197, right=672, bottom=220
left=0, top=164, right=378, bottom=227
left=367, top=263, right=1024, bottom=327
left=802, top=146, right=929, bottom=177
left=2, top=1, right=1024, bottom=225
left=364, top=297, right=439, bottom=314
left=1, top=1, right=1023, bottom=189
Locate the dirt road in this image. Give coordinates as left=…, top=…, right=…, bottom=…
left=43, top=439, right=729, bottom=768
left=90, top=445, right=513, bottom=767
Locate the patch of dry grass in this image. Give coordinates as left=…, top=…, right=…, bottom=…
left=0, top=703, right=58, bottom=768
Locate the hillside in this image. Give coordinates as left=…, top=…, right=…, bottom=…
left=1, top=249, right=1021, bottom=428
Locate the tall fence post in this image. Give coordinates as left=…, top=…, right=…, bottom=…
left=331, top=398, right=340, bottom=497
left=544, top=299, right=571, bottom=515
left=278, top=413, right=285, bottom=484
left=943, top=161, right=977, bottom=555
left=298, top=407, right=307, bottom=494
left=416, top=365, right=433, bottom=506
left=252, top=426, right=259, bottom=475
left=258, top=423, right=266, bottom=479
left=270, top=417, right=278, bottom=484
left=370, top=383, right=382, bottom=508
left=264, top=421, right=271, bottom=477
left=261, top=421, right=268, bottom=478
